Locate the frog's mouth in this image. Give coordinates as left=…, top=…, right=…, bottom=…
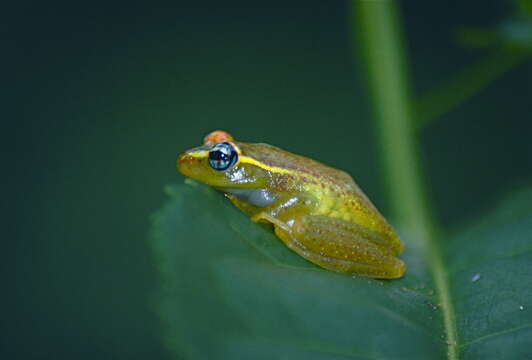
left=218, top=187, right=277, bottom=208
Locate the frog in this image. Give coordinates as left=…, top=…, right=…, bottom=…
left=177, top=130, right=406, bottom=278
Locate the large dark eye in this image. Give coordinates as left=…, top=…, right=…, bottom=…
left=208, top=142, right=238, bottom=171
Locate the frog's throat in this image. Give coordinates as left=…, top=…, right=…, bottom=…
left=219, top=187, right=277, bottom=208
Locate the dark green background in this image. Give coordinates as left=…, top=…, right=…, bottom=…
left=5, top=1, right=531, bottom=359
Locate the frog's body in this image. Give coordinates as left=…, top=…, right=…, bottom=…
left=177, top=130, right=406, bottom=278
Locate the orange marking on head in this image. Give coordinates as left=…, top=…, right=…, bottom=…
left=203, top=130, right=234, bottom=145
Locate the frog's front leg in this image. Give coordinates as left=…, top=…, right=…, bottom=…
left=253, top=212, right=406, bottom=279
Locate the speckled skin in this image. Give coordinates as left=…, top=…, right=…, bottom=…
left=177, top=131, right=406, bottom=278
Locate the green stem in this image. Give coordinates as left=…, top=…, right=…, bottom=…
left=350, top=1, right=458, bottom=359
left=416, top=49, right=530, bottom=128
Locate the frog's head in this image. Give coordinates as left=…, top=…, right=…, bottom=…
left=177, top=130, right=269, bottom=189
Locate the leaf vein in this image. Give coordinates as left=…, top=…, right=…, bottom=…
left=458, top=322, right=532, bottom=349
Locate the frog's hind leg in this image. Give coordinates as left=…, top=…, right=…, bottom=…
left=295, top=215, right=406, bottom=278
left=255, top=213, right=405, bottom=279
left=302, top=215, right=404, bottom=256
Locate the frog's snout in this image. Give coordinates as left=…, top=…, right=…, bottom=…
left=176, top=152, right=197, bottom=178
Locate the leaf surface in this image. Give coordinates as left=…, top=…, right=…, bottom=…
left=150, top=181, right=532, bottom=359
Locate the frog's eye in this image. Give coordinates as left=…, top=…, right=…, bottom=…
left=208, top=142, right=238, bottom=171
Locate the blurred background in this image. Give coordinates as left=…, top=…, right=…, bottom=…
left=4, top=1, right=531, bottom=359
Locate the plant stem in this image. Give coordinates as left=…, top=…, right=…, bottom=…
left=351, top=0, right=431, bottom=237
left=350, top=1, right=458, bottom=358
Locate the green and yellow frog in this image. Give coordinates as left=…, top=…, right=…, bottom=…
left=177, top=130, right=406, bottom=278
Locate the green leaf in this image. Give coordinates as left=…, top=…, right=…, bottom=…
left=150, top=181, right=532, bottom=359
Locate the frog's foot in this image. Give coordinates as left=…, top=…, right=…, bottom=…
left=255, top=213, right=406, bottom=279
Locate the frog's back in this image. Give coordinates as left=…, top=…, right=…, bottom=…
left=239, top=142, right=380, bottom=211
left=239, top=142, right=394, bottom=238
left=239, top=144, right=402, bottom=252
left=239, top=142, right=358, bottom=191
